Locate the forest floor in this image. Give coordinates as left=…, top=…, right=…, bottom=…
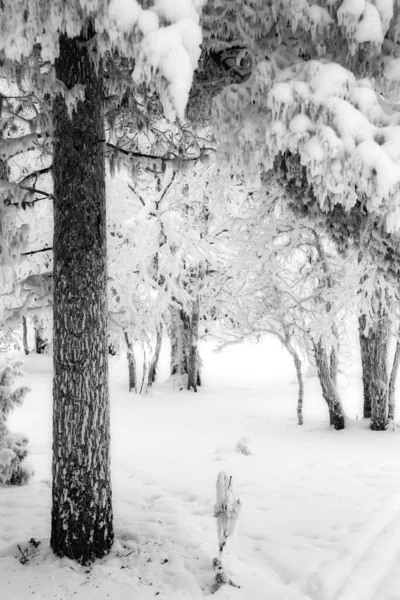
left=1, top=333, right=400, bottom=599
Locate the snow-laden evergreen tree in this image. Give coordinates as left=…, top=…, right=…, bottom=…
left=196, top=1, right=400, bottom=429
left=0, top=0, right=206, bottom=563
left=0, top=360, right=32, bottom=485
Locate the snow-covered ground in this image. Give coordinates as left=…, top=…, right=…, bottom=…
left=1, top=335, right=400, bottom=600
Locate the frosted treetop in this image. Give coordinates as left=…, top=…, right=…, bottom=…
left=0, top=0, right=205, bottom=121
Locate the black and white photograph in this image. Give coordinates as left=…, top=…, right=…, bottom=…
left=1, top=1, right=400, bottom=598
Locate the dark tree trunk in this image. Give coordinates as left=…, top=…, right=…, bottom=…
left=359, top=314, right=372, bottom=419
left=170, top=304, right=189, bottom=385
left=370, top=311, right=390, bottom=431
left=188, top=297, right=200, bottom=392
left=314, top=340, right=345, bottom=430
left=124, top=332, right=137, bottom=393
left=329, top=346, right=338, bottom=387
left=359, top=297, right=390, bottom=430
left=33, top=316, right=47, bottom=353
left=388, top=330, right=400, bottom=421
left=170, top=302, right=201, bottom=391
left=22, top=316, right=29, bottom=355
left=314, top=233, right=340, bottom=424
left=51, top=28, right=113, bottom=564
left=148, top=324, right=163, bottom=387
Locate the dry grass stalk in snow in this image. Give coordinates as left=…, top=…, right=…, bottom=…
left=212, top=471, right=242, bottom=593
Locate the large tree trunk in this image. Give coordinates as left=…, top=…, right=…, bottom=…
left=51, top=28, right=113, bottom=564
left=388, top=329, right=400, bottom=421
left=124, top=331, right=137, bottom=393
left=148, top=324, right=163, bottom=387
left=314, top=340, right=345, bottom=430
left=188, top=296, right=200, bottom=392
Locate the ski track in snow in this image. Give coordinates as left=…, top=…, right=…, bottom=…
left=305, top=493, right=400, bottom=600
left=2, top=341, right=400, bottom=599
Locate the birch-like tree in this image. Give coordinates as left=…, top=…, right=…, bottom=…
left=199, top=1, right=400, bottom=429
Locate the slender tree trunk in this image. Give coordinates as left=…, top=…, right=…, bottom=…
left=170, top=304, right=189, bottom=386
left=33, top=316, right=47, bottom=353
left=314, top=232, right=340, bottom=423
left=124, top=332, right=137, bottom=393
left=22, top=316, right=29, bottom=355
left=139, top=348, right=148, bottom=394
left=359, top=293, right=390, bottom=430
left=170, top=302, right=201, bottom=391
left=188, top=296, right=200, bottom=392
left=388, top=329, right=400, bottom=421
left=286, top=339, right=304, bottom=425
left=329, top=344, right=338, bottom=387
left=293, top=353, right=304, bottom=426
left=148, top=324, right=163, bottom=387
left=314, top=340, right=345, bottom=430
left=370, top=311, right=390, bottom=431
left=359, top=314, right=372, bottom=419
left=51, top=28, right=113, bottom=564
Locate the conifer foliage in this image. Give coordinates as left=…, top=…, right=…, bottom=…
left=0, top=361, right=32, bottom=485
left=0, top=0, right=205, bottom=565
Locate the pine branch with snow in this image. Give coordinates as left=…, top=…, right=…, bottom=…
left=0, top=361, right=32, bottom=485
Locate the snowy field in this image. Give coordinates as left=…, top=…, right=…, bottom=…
left=1, top=336, right=400, bottom=600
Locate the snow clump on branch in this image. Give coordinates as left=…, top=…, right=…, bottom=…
left=108, top=0, right=205, bottom=121
left=214, top=58, right=400, bottom=232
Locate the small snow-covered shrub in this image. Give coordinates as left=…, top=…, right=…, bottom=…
left=235, top=437, right=253, bottom=456
left=0, top=361, right=32, bottom=485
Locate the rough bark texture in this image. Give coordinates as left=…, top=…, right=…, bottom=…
left=188, top=297, right=200, bottom=392
left=314, top=233, right=340, bottom=425
left=359, top=296, right=390, bottom=430
left=170, top=303, right=201, bottom=391
left=388, top=331, right=400, bottom=421
left=148, top=324, right=163, bottom=387
left=314, top=340, right=345, bottom=430
left=22, top=316, right=29, bottom=355
left=359, top=314, right=372, bottom=419
left=170, top=305, right=189, bottom=382
left=51, top=28, right=113, bottom=564
left=329, top=346, right=338, bottom=387
left=369, top=312, right=390, bottom=431
left=124, top=332, right=137, bottom=393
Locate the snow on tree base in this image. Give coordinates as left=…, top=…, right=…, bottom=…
left=210, top=557, right=240, bottom=594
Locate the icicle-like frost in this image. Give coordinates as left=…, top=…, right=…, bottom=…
left=214, top=471, right=243, bottom=556
left=214, top=53, right=400, bottom=228
left=354, top=2, right=384, bottom=44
